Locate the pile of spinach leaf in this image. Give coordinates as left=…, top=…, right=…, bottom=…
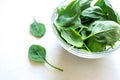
left=54, top=0, right=120, bottom=52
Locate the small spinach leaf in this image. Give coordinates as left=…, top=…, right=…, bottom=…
left=29, top=44, right=46, bottom=62
left=28, top=45, right=63, bottom=71
left=30, top=19, right=46, bottom=37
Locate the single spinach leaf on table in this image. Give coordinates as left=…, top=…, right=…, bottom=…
left=85, top=21, right=120, bottom=52
left=29, top=44, right=46, bottom=62
left=30, top=19, right=46, bottom=38
left=28, top=45, right=63, bottom=71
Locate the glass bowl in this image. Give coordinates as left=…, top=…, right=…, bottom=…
left=51, top=0, right=120, bottom=59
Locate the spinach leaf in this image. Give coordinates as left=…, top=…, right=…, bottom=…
left=57, top=5, right=66, bottom=16
left=29, top=45, right=63, bottom=71
left=81, top=6, right=104, bottom=26
left=61, top=28, right=83, bottom=47
left=29, top=44, right=46, bottom=62
left=87, top=37, right=106, bottom=52
left=30, top=19, right=46, bottom=38
left=86, top=21, right=120, bottom=51
left=94, top=0, right=120, bottom=23
left=71, top=18, right=82, bottom=29
left=80, top=0, right=93, bottom=11
left=81, top=6, right=103, bottom=19
left=56, top=0, right=81, bottom=27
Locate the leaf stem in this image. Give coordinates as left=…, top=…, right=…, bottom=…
left=33, top=17, right=37, bottom=23
left=83, top=34, right=94, bottom=40
left=83, top=29, right=116, bottom=40
left=44, top=59, right=64, bottom=71
left=36, top=51, right=63, bottom=71
left=83, top=42, right=91, bottom=52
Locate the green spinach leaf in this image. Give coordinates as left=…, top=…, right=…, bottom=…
left=81, top=6, right=104, bottom=26
left=80, top=0, right=93, bottom=11
left=30, top=19, right=46, bottom=37
left=81, top=6, right=103, bottom=19
left=61, top=28, right=83, bottom=47
left=86, top=21, right=120, bottom=51
left=29, top=45, right=63, bottom=71
left=94, top=0, right=120, bottom=23
left=29, top=44, right=46, bottom=62
left=87, top=37, right=106, bottom=52
left=56, top=0, right=81, bottom=27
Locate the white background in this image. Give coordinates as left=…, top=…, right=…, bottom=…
left=0, top=0, right=120, bottom=80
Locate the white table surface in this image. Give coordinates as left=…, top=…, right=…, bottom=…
left=0, top=0, right=120, bottom=80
